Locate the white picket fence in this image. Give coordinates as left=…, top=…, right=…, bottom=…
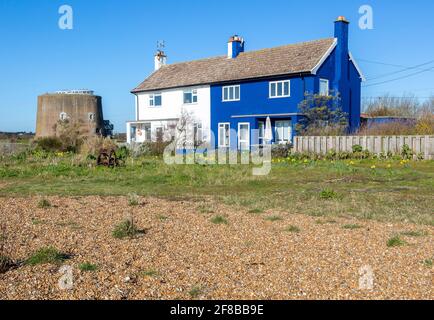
left=293, top=135, right=434, bottom=160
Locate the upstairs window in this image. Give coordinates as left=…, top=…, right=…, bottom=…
left=222, top=85, right=240, bottom=102
left=184, top=89, right=198, bottom=104
left=149, top=93, right=162, bottom=107
left=319, top=79, right=329, bottom=96
left=269, top=80, right=290, bottom=98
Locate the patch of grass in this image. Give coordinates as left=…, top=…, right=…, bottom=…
left=265, top=215, right=283, bottom=222
left=25, top=247, right=69, bottom=266
left=248, top=208, right=264, bottom=214
left=189, top=285, right=203, bottom=299
left=423, top=259, right=433, bottom=267
left=127, top=193, right=139, bottom=206
left=400, top=230, right=427, bottom=237
left=197, top=205, right=214, bottom=214
left=1, top=157, right=434, bottom=226
left=342, top=224, right=363, bottom=230
left=37, top=198, right=51, bottom=209
left=112, top=218, right=140, bottom=239
left=31, top=218, right=45, bottom=225
left=210, top=215, right=228, bottom=225
left=285, top=225, right=300, bottom=233
left=157, top=215, right=168, bottom=221
left=387, top=235, right=407, bottom=248
left=140, top=269, right=159, bottom=277
left=79, top=262, right=98, bottom=272
left=319, top=189, right=339, bottom=200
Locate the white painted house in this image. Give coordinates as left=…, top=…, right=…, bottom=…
left=127, top=51, right=211, bottom=144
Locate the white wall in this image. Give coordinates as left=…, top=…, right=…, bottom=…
left=128, top=85, right=211, bottom=144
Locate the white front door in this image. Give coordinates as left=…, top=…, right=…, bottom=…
left=275, top=120, right=292, bottom=144
left=238, top=123, right=250, bottom=150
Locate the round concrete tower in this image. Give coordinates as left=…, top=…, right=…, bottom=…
left=36, top=90, right=107, bottom=138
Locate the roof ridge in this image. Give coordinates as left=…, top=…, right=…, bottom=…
left=164, top=37, right=335, bottom=67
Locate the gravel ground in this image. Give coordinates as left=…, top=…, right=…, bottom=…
left=0, top=196, right=432, bottom=300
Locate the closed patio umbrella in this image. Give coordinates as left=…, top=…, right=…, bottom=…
left=265, top=117, right=272, bottom=144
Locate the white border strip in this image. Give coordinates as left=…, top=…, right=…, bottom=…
left=311, top=38, right=338, bottom=75
left=349, top=52, right=366, bottom=82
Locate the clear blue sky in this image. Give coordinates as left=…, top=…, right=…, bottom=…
left=1, top=0, right=433, bottom=132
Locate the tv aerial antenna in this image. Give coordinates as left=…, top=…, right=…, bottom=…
left=157, top=40, right=166, bottom=52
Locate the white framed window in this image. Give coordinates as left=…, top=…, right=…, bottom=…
left=275, top=120, right=292, bottom=144
left=222, top=85, right=240, bottom=102
left=258, top=121, right=265, bottom=145
left=238, top=123, right=250, bottom=151
left=269, top=80, right=290, bottom=98
left=183, top=89, right=198, bottom=104
left=193, top=122, right=203, bottom=145
left=149, top=93, right=162, bottom=107
left=218, top=123, right=230, bottom=148
left=144, top=123, right=152, bottom=141
left=59, top=112, right=68, bottom=121
left=319, top=79, right=329, bottom=96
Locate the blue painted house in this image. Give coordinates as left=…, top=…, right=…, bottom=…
left=128, top=16, right=364, bottom=149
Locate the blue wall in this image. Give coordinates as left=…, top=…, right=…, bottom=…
left=210, top=19, right=362, bottom=149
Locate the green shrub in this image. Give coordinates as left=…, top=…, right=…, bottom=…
left=352, top=144, right=363, bottom=153
left=401, top=144, right=414, bottom=160
left=116, top=146, right=130, bottom=160
left=271, top=144, right=291, bottom=159
left=35, top=137, right=63, bottom=152
left=112, top=218, right=139, bottom=239
left=210, top=215, right=228, bottom=225
left=127, top=193, right=139, bottom=206
left=25, top=247, right=68, bottom=265
left=37, top=198, right=51, bottom=209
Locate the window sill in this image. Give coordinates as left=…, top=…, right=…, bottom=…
left=269, top=95, right=291, bottom=99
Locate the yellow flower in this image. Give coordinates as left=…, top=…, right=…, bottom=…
left=349, top=161, right=355, bottom=165
left=371, top=165, right=376, bottom=169
left=304, top=159, right=308, bottom=163
left=387, top=164, right=392, bottom=168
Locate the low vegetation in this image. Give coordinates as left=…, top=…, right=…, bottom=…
left=112, top=217, right=140, bottom=239
left=37, top=198, right=51, bottom=209
left=210, top=216, right=228, bottom=225
left=265, top=215, right=283, bottom=222
left=78, top=262, right=98, bottom=272
left=0, top=143, right=433, bottom=226
left=387, top=236, right=407, bottom=248
left=285, top=225, right=301, bottom=233
left=189, top=285, right=203, bottom=299
left=127, top=193, right=139, bottom=206
left=25, top=247, right=69, bottom=266
left=342, top=224, right=363, bottom=230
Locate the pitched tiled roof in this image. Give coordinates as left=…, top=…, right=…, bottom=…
left=132, top=38, right=336, bottom=93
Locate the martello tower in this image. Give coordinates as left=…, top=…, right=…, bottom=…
left=36, top=90, right=110, bottom=138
